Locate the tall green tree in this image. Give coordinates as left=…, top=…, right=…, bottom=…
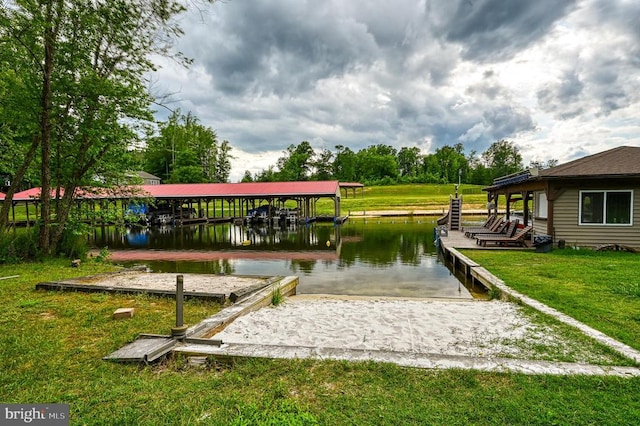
left=482, top=140, right=524, bottom=180
left=355, top=145, right=398, bottom=183
left=423, top=143, right=468, bottom=184
left=145, top=110, right=220, bottom=183
left=332, top=145, right=357, bottom=182
left=529, top=159, right=558, bottom=170
left=466, top=150, right=490, bottom=185
left=276, top=141, right=315, bottom=181
left=397, top=147, right=422, bottom=177
left=240, top=170, right=254, bottom=183
left=215, top=140, right=233, bottom=183
left=255, top=165, right=277, bottom=182
left=311, top=148, right=334, bottom=181
left=1, top=0, right=203, bottom=254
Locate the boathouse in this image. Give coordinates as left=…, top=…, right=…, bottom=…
left=7, top=181, right=345, bottom=226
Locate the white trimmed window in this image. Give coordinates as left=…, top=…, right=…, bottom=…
left=535, top=191, right=547, bottom=219
left=579, top=190, right=633, bottom=225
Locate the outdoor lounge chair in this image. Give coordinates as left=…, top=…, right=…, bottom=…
left=462, top=215, right=496, bottom=235
left=463, top=216, right=501, bottom=237
left=471, top=219, right=519, bottom=239
left=476, top=226, right=533, bottom=247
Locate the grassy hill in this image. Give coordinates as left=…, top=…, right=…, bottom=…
left=318, top=183, right=488, bottom=215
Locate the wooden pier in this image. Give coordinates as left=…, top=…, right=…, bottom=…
left=437, top=230, right=532, bottom=296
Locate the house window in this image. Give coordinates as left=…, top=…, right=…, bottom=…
left=579, top=190, right=633, bottom=225
left=535, top=192, right=547, bottom=219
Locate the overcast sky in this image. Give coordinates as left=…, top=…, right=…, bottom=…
left=152, top=0, right=640, bottom=182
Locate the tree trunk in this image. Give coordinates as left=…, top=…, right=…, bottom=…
left=38, top=0, right=64, bottom=255
left=0, top=136, right=40, bottom=232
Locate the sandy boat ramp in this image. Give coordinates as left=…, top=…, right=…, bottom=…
left=61, top=270, right=640, bottom=376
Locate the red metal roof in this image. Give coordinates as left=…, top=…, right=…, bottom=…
left=11, top=186, right=145, bottom=201
left=11, top=187, right=42, bottom=201
left=140, top=181, right=340, bottom=198
left=12, top=181, right=341, bottom=201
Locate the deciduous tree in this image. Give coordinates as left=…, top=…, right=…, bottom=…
left=311, top=148, right=334, bottom=181
left=397, top=147, right=422, bottom=177
left=145, top=110, right=220, bottom=183
left=482, top=140, right=524, bottom=180
left=0, top=0, right=210, bottom=254
left=276, top=141, right=314, bottom=181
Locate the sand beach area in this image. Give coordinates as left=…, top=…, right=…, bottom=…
left=214, top=294, right=555, bottom=358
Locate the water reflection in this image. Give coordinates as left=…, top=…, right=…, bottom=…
left=90, top=218, right=475, bottom=299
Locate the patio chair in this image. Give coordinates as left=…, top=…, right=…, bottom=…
left=476, top=226, right=533, bottom=247
left=471, top=219, right=519, bottom=239
left=463, top=215, right=501, bottom=237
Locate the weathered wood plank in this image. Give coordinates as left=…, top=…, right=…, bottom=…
left=36, top=281, right=227, bottom=303
left=0, top=275, right=20, bottom=280
left=103, top=336, right=176, bottom=363
left=229, top=277, right=281, bottom=303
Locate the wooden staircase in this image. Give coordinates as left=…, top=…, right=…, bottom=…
left=448, top=196, right=462, bottom=231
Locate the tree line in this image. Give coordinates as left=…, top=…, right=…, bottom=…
left=242, top=140, right=557, bottom=186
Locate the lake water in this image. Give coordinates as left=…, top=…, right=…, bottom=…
left=89, top=218, right=484, bottom=299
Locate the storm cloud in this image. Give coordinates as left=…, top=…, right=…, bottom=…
left=151, top=0, right=640, bottom=180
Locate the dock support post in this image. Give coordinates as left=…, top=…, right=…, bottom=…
left=171, top=275, right=187, bottom=340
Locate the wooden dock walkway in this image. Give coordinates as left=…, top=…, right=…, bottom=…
left=439, top=229, right=533, bottom=250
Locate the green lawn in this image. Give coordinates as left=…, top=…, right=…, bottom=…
left=317, top=183, right=487, bottom=215
left=1, top=257, right=640, bottom=424
left=462, top=248, right=640, bottom=352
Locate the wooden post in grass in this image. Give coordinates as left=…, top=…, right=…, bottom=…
left=171, top=275, right=187, bottom=339
left=176, top=274, right=184, bottom=327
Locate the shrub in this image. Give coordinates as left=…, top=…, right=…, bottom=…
left=0, top=228, right=39, bottom=263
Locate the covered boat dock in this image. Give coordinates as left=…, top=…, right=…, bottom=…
left=5, top=181, right=347, bottom=226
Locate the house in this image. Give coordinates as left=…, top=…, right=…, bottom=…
left=133, top=171, right=161, bottom=185
left=484, top=146, right=640, bottom=249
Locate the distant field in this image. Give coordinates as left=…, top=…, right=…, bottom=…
left=318, top=183, right=488, bottom=215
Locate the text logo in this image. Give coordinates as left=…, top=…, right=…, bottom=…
left=1, top=404, right=69, bottom=425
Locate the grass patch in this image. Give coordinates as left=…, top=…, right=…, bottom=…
left=462, top=249, right=640, bottom=352
left=315, top=183, right=487, bottom=215
left=271, top=287, right=284, bottom=306
left=610, top=282, right=640, bottom=298
left=487, top=286, right=502, bottom=300
left=492, top=303, right=633, bottom=365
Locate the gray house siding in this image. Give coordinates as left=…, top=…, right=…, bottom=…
left=551, top=186, right=640, bottom=248
left=532, top=219, right=547, bottom=237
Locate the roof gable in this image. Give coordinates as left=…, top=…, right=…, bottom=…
left=540, top=146, right=640, bottom=178
left=135, top=171, right=162, bottom=180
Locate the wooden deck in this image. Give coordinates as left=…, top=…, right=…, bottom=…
left=439, top=230, right=533, bottom=250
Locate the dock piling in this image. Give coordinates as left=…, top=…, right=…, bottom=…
left=171, top=275, right=188, bottom=340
